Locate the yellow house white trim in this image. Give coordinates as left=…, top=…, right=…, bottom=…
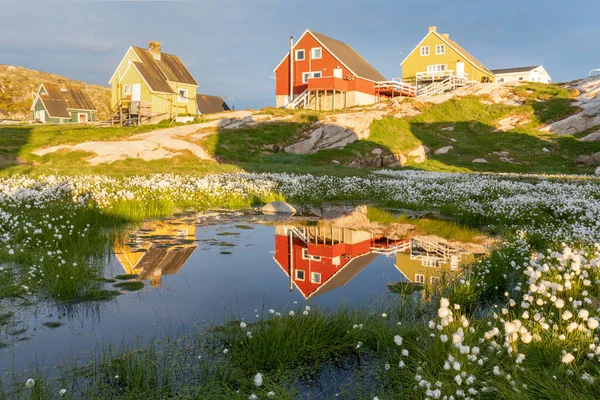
left=108, top=46, right=142, bottom=85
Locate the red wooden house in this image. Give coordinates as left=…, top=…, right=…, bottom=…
left=273, top=29, right=416, bottom=110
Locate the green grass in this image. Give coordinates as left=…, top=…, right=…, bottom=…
left=113, top=281, right=145, bottom=292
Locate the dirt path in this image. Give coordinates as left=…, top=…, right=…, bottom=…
left=32, top=111, right=255, bottom=165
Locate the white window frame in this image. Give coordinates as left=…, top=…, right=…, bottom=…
left=311, top=47, right=322, bottom=59
left=302, top=72, right=311, bottom=84
left=311, top=272, right=321, bottom=284
left=78, top=113, right=88, bottom=123
left=123, top=84, right=132, bottom=96
left=295, top=270, right=305, bottom=281
left=415, top=274, right=425, bottom=284
left=427, top=64, right=447, bottom=73
left=420, top=46, right=430, bottom=56
left=311, top=71, right=322, bottom=79
left=178, top=88, right=188, bottom=103
left=295, top=49, right=305, bottom=61
left=302, top=248, right=321, bottom=261
left=436, top=44, right=446, bottom=55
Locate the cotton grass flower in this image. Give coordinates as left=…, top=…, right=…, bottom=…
left=394, top=335, right=403, bottom=346
left=254, top=372, right=263, bottom=387
left=25, top=379, right=34, bottom=388
left=561, top=353, right=575, bottom=364
left=59, top=389, right=67, bottom=397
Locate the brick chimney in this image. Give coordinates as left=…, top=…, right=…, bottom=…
left=428, top=26, right=437, bottom=32
left=442, top=33, right=450, bottom=39
left=148, top=41, right=161, bottom=60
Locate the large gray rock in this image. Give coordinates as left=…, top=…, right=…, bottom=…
left=434, top=145, right=453, bottom=155
left=407, top=145, right=430, bottom=163
left=541, top=76, right=600, bottom=135
left=472, top=158, right=489, bottom=163
left=581, top=129, right=600, bottom=142
left=262, top=201, right=296, bottom=214
left=284, top=128, right=323, bottom=154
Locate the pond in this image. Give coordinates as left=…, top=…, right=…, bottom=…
left=0, top=205, right=486, bottom=379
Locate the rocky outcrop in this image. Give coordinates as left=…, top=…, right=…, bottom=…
left=284, top=111, right=385, bottom=154
left=407, top=145, right=430, bottom=163
left=494, top=115, right=530, bottom=132
left=347, top=144, right=427, bottom=168
left=540, top=76, right=600, bottom=135
left=580, top=129, right=600, bottom=142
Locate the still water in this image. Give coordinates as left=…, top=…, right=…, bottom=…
left=0, top=207, right=479, bottom=376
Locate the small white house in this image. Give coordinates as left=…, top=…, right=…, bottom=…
left=491, top=65, right=551, bottom=84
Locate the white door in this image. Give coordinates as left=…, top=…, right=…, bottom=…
left=456, top=62, right=465, bottom=78
left=38, top=110, right=46, bottom=123
left=333, top=68, right=343, bottom=78
left=132, top=84, right=141, bottom=101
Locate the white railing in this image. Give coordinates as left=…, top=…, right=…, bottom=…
left=374, top=80, right=417, bottom=97
left=370, top=239, right=412, bottom=256
left=416, top=70, right=456, bottom=81
left=287, top=89, right=310, bottom=109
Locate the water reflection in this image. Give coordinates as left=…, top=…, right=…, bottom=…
left=113, top=216, right=198, bottom=287
left=273, top=221, right=475, bottom=298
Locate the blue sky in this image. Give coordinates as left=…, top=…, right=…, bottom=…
left=2, top=0, right=599, bottom=109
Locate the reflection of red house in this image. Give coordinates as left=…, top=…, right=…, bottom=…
left=273, top=225, right=409, bottom=299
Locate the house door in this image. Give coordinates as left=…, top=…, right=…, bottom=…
left=37, top=110, right=45, bottom=123
left=333, top=68, right=343, bottom=78
left=79, top=113, right=88, bottom=124
left=456, top=62, right=465, bottom=78
left=132, top=84, right=141, bottom=101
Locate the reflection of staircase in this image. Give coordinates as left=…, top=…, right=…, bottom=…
left=410, top=239, right=465, bottom=268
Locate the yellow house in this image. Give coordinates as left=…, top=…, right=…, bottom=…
left=109, top=41, right=199, bottom=124
left=401, top=26, right=495, bottom=86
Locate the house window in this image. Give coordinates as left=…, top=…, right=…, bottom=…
left=415, top=274, right=425, bottom=284
left=312, top=71, right=322, bottom=79
left=295, top=49, right=305, bottom=61
left=295, top=270, right=305, bottom=281
left=498, top=78, right=505, bottom=83
left=436, top=44, right=446, bottom=54
left=518, top=77, right=523, bottom=81
left=420, top=46, right=430, bottom=56
left=123, top=85, right=132, bottom=96
left=427, top=64, right=447, bottom=73
left=302, top=72, right=311, bottom=84
left=311, top=272, right=321, bottom=284
left=302, top=248, right=321, bottom=261
left=311, top=47, right=322, bottom=59
left=178, top=89, right=188, bottom=103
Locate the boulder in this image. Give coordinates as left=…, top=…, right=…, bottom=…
left=262, top=201, right=296, bottom=214
left=543, top=148, right=550, bottom=152
left=407, top=145, right=430, bottom=163
left=581, top=129, right=600, bottom=142
left=331, top=160, right=341, bottom=165
left=434, top=145, right=453, bottom=155
left=371, top=148, right=384, bottom=155
left=441, top=126, right=455, bottom=131
left=284, top=128, right=323, bottom=154
left=472, top=158, right=489, bottom=163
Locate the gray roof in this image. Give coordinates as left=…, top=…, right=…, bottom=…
left=196, top=94, right=230, bottom=114
left=309, top=30, right=386, bottom=82
left=491, top=66, right=541, bottom=75
left=38, top=83, right=96, bottom=119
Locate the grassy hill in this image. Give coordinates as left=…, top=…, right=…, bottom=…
left=0, top=81, right=599, bottom=177
left=0, top=64, right=111, bottom=121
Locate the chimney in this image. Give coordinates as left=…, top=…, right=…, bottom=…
left=428, top=25, right=437, bottom=32
left=148, top=41, right=161, bottom=60
left=442, top=33, right=450, bottom=39
left=57, top=79, right=67, bottom=92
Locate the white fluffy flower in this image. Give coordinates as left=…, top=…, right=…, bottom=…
left=25, top=379, right=34, bottom=388
left=561, top=353, right=575, bottom=364
left=254, top=372, right=263, bottom=387
left=394, top=335, right=403, bottom=346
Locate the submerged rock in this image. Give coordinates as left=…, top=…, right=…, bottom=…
left=262, top=201, right=296, bottom=214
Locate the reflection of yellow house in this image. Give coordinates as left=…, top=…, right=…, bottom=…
left=394, top=238, right=472, bottom=291
left=114, top=218, right=197, bottom=287
left=109, top=41, right=199, bottom=124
